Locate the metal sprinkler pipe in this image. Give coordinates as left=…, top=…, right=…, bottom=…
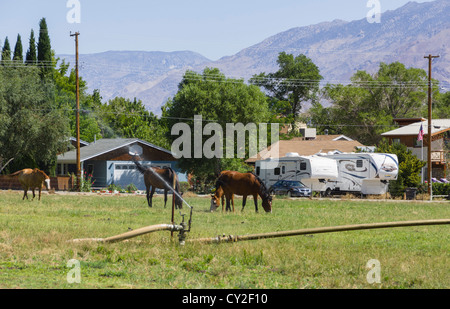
left=186, top=219, right=450, bottom=244
left=70, top=223, right=184, bottom=244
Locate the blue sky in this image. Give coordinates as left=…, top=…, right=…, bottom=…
left=0, top=0, right=435, bottom=60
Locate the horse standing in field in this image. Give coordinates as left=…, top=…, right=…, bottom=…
left=210, top=171, right=272, bottom=213
left=133, top=160, right=183, bottom=209
left=8, top=168, right=51, bottom=201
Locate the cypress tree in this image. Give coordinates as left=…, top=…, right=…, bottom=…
left=13, top=34, right=23, bottom=63
left=1, top=36, right=11, bottom=65
left=37, top=18, right=52, bottom=74
left=25, top=29, right=37, bottom=65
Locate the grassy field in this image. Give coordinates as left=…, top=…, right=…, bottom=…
left=0, top=190, right=448, bottom=289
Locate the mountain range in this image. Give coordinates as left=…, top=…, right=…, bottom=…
left=59, top=0, right=450, bottom=115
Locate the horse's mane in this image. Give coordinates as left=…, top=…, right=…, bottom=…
left=214, top=175, right=226, bottom=191
left=251, top=172, right=271, bottom=199
left=36, top=169, right=49, bottom=178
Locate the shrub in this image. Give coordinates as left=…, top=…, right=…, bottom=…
left=432, top=182, right=450, bottom=196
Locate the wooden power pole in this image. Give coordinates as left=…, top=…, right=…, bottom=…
left=71, top=32, right=81, bottom=191
left=424, top=54, right=439, bottom=196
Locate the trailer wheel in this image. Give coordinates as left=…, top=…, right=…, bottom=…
left=324, top=188, right=332, bottom=197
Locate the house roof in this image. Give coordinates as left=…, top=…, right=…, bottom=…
left=381, top=119, right=450, bottom=137
left=245, top=139, right=365, bottom=163
left=57, top=138, right=173, bottom=163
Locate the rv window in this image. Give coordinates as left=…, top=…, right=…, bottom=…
left=300, top=162, right=307, bottom=170
left=356, top=160, right=363, bottom=168
left=256, top=166, right=260, bottom=176
left=282, top=166, right=285, bottom=174
left=274, top=167, right=280, bottom=176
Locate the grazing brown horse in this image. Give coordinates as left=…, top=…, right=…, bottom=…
left=210, top=171, right=272, bottom=213
left=210, top=185, right=227, bottom=212
left=133, top=160, right=183, bottom=209
left=9, top=168, right=51, bottom=201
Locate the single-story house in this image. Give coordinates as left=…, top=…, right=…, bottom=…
left=246, top=134, right=366, bottom=164
left=381, top=118, right=449, bottom=179
left=56, top=138, right=184, bottom=190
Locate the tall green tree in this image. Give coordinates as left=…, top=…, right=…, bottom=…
left=434, top=91, right=450, bottom=118
left=250, top=52, right=322, bottom=132
left=37, top=18, right=52, bottom=75
left=1, top=37, right=11, bottom=65
left=96, top=96, right=169, bottom=148
left=25, top=29, right=37, bottom=65
left=0, top=66, right=70, bottom=173
left=308, top=62, right=430, bottom=145
left=13, top=34, right=23, bottom=63
left=352, top=62, right=428, bottom=119
left=163, top=67, right=270, bottom=180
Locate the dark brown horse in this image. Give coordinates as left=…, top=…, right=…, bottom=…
left=9, top=168, right=51, bottom=200
left=210, top=171, right=272, bottom=213
left=133, top=160, right=183, bottom=209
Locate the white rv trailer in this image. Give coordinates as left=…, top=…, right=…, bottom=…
left=255, top=153, right=339, bottom=193
left=255, top=152, right=399, bottom=196
left=314, top=152, right=399, bottom=195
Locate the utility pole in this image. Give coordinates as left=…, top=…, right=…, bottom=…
left=71, top=32, right=81, bottom=192
left=424, top=54, right=439, bottom=197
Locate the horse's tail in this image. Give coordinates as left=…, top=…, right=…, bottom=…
left=8, top=170, right=22, bottom=177
left=166, top=167, right=180, bottom=191
left=166, top=167, right=183, bottom=208
left=132, top=160, right=147, bottom=175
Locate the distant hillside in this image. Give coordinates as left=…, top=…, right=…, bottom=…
left=213, top=0, right=450, bottom=87
left=59, top=50, right=211, bottom=114
left=59, top=0, right=450, bottom=114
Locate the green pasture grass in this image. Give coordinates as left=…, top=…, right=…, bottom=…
left=0, top=190, right=448, bottom=289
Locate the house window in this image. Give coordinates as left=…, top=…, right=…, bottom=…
left=392, top=138, right=400, bottom=144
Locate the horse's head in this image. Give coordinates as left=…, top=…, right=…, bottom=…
left=210, top=194, right=220, bottom=212
left=262, top=195, right=272, bottom=213
left=254, top=175, right=272, bottom=213
left=210, top=187, right=222, bottom=212
left=37, top=169, right=51, bottom=190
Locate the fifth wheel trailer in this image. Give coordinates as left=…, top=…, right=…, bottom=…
left=255, top=152, right=398, bottom=196
left=255, top=153, right=339, bottom=193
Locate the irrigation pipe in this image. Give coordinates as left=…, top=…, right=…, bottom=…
left=186, top=219, right=450, bottom=244
left=70, top=224, right=184, bottom=243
